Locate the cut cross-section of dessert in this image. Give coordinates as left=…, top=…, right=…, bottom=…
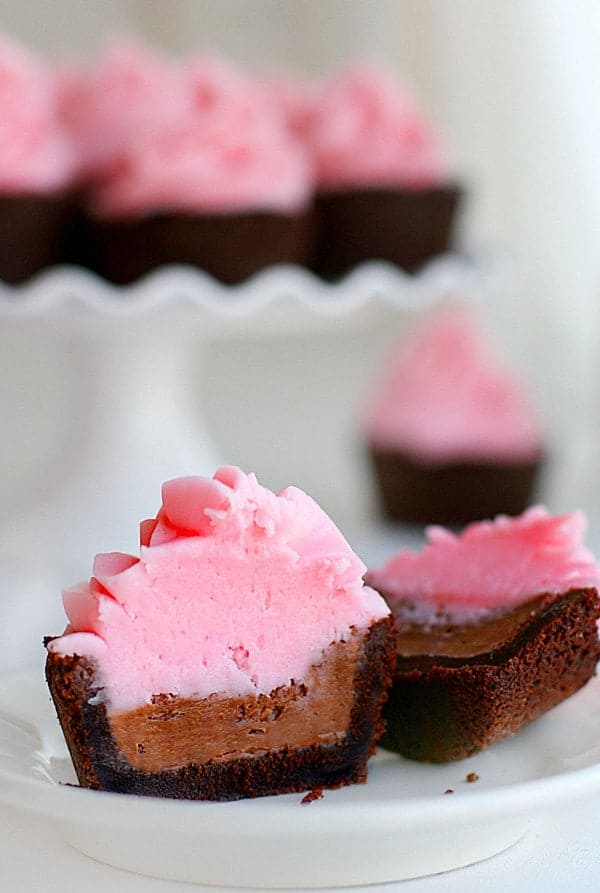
left=366, top=507, right=600, bottom=762
left=46, top=467, right=395, bottom=800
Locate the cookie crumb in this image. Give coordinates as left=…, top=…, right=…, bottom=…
left=465, top=772, right=479, bottom=783
left=301, top=787, right=324, bottom=804
left=444, top=788, right=454, bottom=795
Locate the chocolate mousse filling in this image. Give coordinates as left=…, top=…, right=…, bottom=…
left=369, top=587, right=600, bottom=762
left=109, top=635, right=362, bottom=773
left=45, top=616, right=396, bottom=799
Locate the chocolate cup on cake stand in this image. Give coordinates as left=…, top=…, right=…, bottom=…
left=0, top=192, right=74, bottom=284
left=61, top=203, right=98, bottom=271
left=312, top=184, right=462, bottom=280
left=369, top=445, right=543, bottom=527
left=88, top=208, right=316, bottom=285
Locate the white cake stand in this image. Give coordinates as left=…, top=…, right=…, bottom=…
left=0, top=256, right=497, bottom=665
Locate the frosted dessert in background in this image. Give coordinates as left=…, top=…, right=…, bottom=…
left=365, top=303, right=544, bottom=525
left=303, top=63, right=461, bottom=277
left=0, top=35, right=75, bottom=193
left=56, top=37, right=185, bottom=269
left=367, top=507, right=600, bottom=762
left=46, top=467, right=395, bottom=800
left=59, top=37, right=183, bottom=183
left=306, top=63, right=447, bottom=191
left=85, top=52, right=315, bottom=284
left=87, top=52, right=311, bottom=218
left=0, top=30, right=467, bottom=283
left=0, top=33, right=76, bottom=282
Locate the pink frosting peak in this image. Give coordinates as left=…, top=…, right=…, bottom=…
left=305, top=63, right=448, bottom=191
left=49, top=467, right=389, bottom=713
left=0, top=34, right=75, bottom=194
left=88, top=52, right=312, bottom=219
left=62, top=37, right=184, bottom=181
left=185, top=53, right=270, bottom=126
left=365, top=304, right=543, bottom=463
left=258, top=71, right=319, bottom=140
left=369, top=507, right=600, bottom=619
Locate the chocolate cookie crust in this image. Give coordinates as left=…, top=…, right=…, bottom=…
left=0, top=193, right=74, bottom=284
left=88, top=208, right=315, bottom=285
left=45, top=615, right=395, bottom=800
left=312, top=184, right=461, bottom=280
left=374, top=588, right=600, bottom=763
left=369, top=445, right=542, bottom=526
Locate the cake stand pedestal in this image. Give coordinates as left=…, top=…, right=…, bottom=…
left=1, top=310, right=228, bottom=667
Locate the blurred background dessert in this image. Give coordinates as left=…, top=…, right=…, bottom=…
left=1, top=33, right=461, bottom=283
left=0, top=34, right=76, bottom=283
left=304, top=63, right=460, bottom=278
left=365, top=303, right=544, bottom=525
left=80, top=47, right=316, bottom=283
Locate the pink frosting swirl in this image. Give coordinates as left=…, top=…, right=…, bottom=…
left=368, top=507, right=600, bottom=619
left=258, top=71, right=319, bottom=140
left=304, top=63, right=449, bottom=191
left=48, top=467, right=388, bottom=713
left=365, top=304, right=543, bottom=463
left=60, top=37, right=185, bottom=182
left=88, top=53, right=313, bottom=219
left=0, top=34, right=75, bottom=195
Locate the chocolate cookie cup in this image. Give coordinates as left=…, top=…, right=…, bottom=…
left=374, top=588, right=600, bottom=763
left=366, top=507, right=600, bottom=762
left=312, top=184, right=461, bottom=279
left=0, top=192, right=75, bottom=284
left=368, top=445, right=543, bottom=526
left=87, top=208, right=316, bottom=284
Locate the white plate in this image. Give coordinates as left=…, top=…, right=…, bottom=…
left=2, top=664, right=600, bottom=888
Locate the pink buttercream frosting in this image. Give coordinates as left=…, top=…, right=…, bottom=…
left=368, top=507, right=600, bottom=622
left=365, top=305, right=543, bottom=463
left=304, top=63, right=449, bottom=191
left=0, top=34, right=75, bottom=194
left=49, top=467, right=389, bottom=713
left=60, top=38, right=184, bottom=181
left=258, top=71, right=318, bottom=140
left=87, top=53, right=312, bottom=219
